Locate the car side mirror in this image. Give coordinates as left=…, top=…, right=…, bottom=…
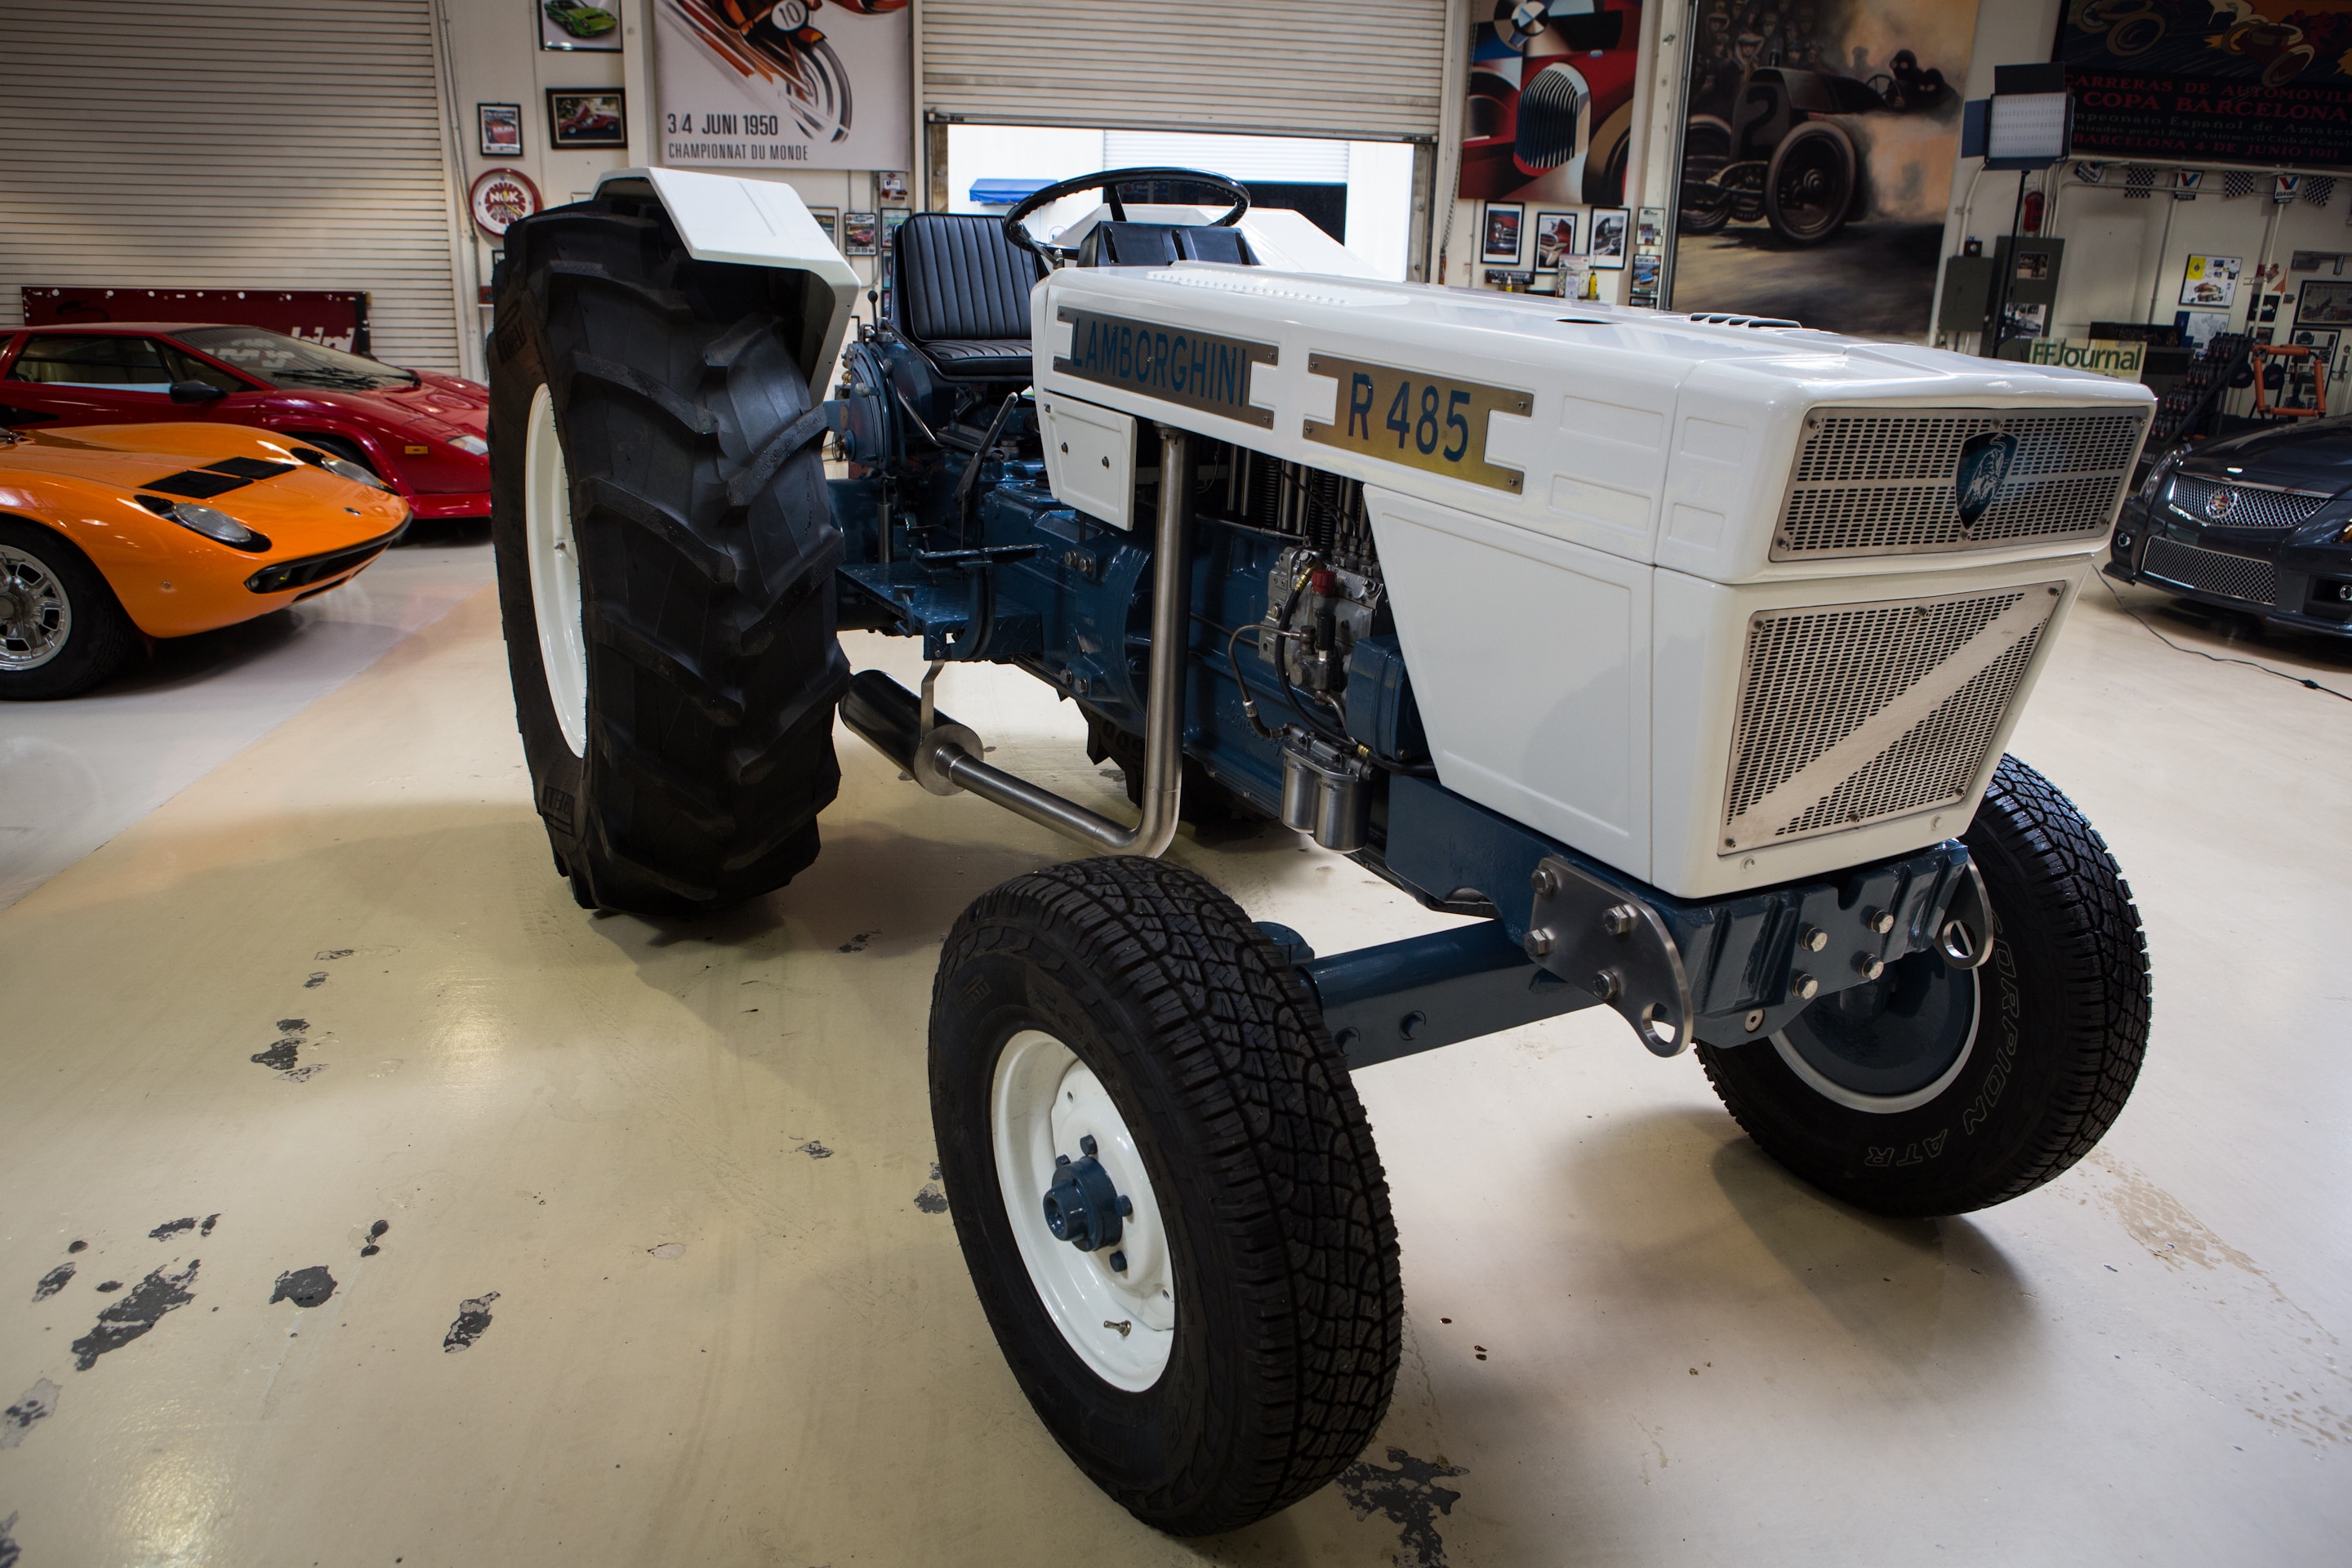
left=168, top=381, right=227, bottom=403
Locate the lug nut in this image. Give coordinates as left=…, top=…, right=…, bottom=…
left=1108, top=1250, right=1128, bottom=1272
left=1864, top=907, right=1895, bottom=935
left=1530, top=866, right=1559, bottom=899
left=1524, top=928, right=1556, bottom=960
left=1601, top=903, right=1639, bottom=938
left=1080, top=1134, right=1098, bottom=1156
left=1744, top=1008, right=1766, bottom=1032
left=1590, top=968, right=1622, bottom=1003
left=1854, top=953, right=1886, bottom=980
left=1791, top=972, right=1820, bottom=1000
left=1800, top=924, right=1828, bottom=952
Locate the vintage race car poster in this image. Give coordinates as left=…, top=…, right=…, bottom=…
left=657, top=0, right=909, bottom=172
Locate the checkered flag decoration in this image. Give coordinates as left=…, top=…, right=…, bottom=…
left=2125, top=165, right=2157, bottom=199
left=2305, top=176, right=2337, bottom=207
left=2224, top=172, right=2256, bottom=198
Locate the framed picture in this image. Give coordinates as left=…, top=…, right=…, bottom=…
left=1637, top=207, right=1665, bottom=249
left=1481, top=202, right=1524, bottom=265
left=881, top=207, right=911, bottom=251
left=2287, top=325, right=2340, bottom=373
left=2297, top=278, right=2352, bottom=326
left=547, top=89, right=626, bottom=149
left=808, top=207, right=840, bottom=247
left=2179, top=254, right=2241, bottom=309
left=478, top=103, right=523, bottom=158
left=538, top=1, right=621, bottom=51
left=843, top=212, right=879, bottom=256
left=1588, top=207, right=1629, bottom=269
left=1531, top=210, right=1578, bottom=269
left=876, top=171, right=910, bottom=203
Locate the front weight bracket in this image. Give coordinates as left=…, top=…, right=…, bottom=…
left=1526, top=856, right=1696, bottom=1057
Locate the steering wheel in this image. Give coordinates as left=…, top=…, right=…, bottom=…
left=1001, top=167, right=1251, bottom=262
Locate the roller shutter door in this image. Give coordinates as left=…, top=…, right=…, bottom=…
left=0, top=0, right=465, bottom=372
left=921, top=0, right=1449, bottom=142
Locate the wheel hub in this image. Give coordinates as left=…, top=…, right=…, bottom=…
left=1042, top=1146, right=1128, bottom=1254
left=991, top=1029, right=1174, bottom=1390
left=0, top=547, right=69, bottom=670
left=1772, top=949, right=1980, bottom=1114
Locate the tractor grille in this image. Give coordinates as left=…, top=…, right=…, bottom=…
left=1721, top=583, right=2063, bottom=853
left=2140, top=537, right=2280, bottom=606
left=2163, top=474, right=2328, bottom=532
left=1775, top=408, right=2145, bottom=559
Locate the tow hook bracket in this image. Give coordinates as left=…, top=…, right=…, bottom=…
left=1526, top=857, right=1696, bottom=1057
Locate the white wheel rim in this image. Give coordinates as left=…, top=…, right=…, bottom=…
left=1771, top=966, right=1980, bottom=1115
left=524, top=383, right=588, bottom=757
left=0, top=539, right=72, bottom=671
left=991, top=1029, right=1175, bottom=1391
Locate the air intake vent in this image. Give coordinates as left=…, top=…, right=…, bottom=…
left=1775, top=408, right=2145, bottom=559
left=1722, top=583, right=2064, bottom=853
left=2140, top=537, right=2280, bottom=606
left=2163, top=474, right=2328, bottom=531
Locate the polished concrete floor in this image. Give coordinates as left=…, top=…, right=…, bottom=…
left=2, top=559, right=2347, bottom=1566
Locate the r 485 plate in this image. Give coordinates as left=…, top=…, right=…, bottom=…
left=1303, top=354, right=1531, bottom=493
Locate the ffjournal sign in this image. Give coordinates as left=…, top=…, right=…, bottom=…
left=2026, top=337, right=2146, bottom=379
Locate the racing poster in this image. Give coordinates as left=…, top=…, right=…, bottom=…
left=1459, top=1, right=1646, bottom=208
left=656, top=0, right=909, bottom=173
left=1668, top=0, right=1980, bottom=340
left=2059, top=1, right=2352, bottom=168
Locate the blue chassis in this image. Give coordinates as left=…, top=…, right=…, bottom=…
left=826, top=363, right=1973, bottom=1068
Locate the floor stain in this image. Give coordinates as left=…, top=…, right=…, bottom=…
left=648, top=1242, right=686, bottom=1259
left=836, top=932, right=873, bottom=952
left=149, top=1217, right=196, bottom=1241
left=0, top=1380, right=59, bottom=1450
left=314, top=948, right=354, bottom=960
left=304, top=971, right=329, bottom=987
left=360, top=1219, right=389, bottom=1257
left=0, top=1510, right=18, bottom=1568
left=253, top=1019, right=327, bottom=1080
left=95, top=1281, right=121, bottom=1294
left=795, top=1140, right=834, bottom=1160
left=1336, top=1446, right=1469, bottom=1568
left=2087, top=1152, right=2352, bottom=1447
left=66, top=1240, right=86, bottom=1253
left=200, top=1214, right=218, bottom=1236
left=270, top=1266, right=337, bottom=1308
left=70, top=1259, right=199, bottom=1370
left=915, top=1162, right=948, bottom=1214
left=31, top=1263, right=74, bottom=1303
left=443, top=1291, right=499, bottom=1352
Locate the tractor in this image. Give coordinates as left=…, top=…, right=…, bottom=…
left=489, top=166, right=2154, bottom=1535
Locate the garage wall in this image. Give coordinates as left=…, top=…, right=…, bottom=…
left=919, top=0, right=1450, bottom=141
left=0, top=0, right=469, bottom=374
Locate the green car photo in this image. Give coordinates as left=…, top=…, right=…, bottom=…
left=543, top=3, right=617, bottom=39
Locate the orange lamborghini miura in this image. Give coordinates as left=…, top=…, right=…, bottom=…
left=0, top=421, right=411, bottom=697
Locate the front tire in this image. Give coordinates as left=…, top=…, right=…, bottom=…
left=0, top=519, right=136, bottom=700
left=491, top=194, right=849, bottom=915
left=1763, top=121, right=1856, bottom=245
left=929, top=857, right=1401, bottom=1535
left=1696, top=755, right=2150, bottom=1216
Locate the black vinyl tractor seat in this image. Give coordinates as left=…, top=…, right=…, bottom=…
left=890, top=214, right=1045, bottom=381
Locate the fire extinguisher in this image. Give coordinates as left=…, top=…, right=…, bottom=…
left=2021, top=188, right=2045, bottom=235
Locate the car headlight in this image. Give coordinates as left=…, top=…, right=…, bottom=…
left=138, top=495, right=272, bottom=552
left=2136, top=453, right=2177, bottom=506
left=448, top=434, right=488, bottom=457
left=289, top=447, right=390, bottom=490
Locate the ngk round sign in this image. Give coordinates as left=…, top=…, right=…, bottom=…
left=655, top=0, right=910, bottom=172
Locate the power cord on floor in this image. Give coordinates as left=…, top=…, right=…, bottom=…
left=2097, top=573, right=2352, bottom=703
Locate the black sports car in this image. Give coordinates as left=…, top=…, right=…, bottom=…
left=2108, top=417, right=2352, bottom=638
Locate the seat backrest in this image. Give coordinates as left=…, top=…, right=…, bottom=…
left=891, top=214, right=1043, bottom=345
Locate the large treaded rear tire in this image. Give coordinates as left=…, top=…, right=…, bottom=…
left=930, top=856, right=1402, bottom=1535
left=1696, top=755, right=2151, bottom=1216
left=491, top=196, right=848, bottom=915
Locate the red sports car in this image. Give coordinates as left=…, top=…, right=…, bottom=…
left=0, top=323, right=489, bottom=520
